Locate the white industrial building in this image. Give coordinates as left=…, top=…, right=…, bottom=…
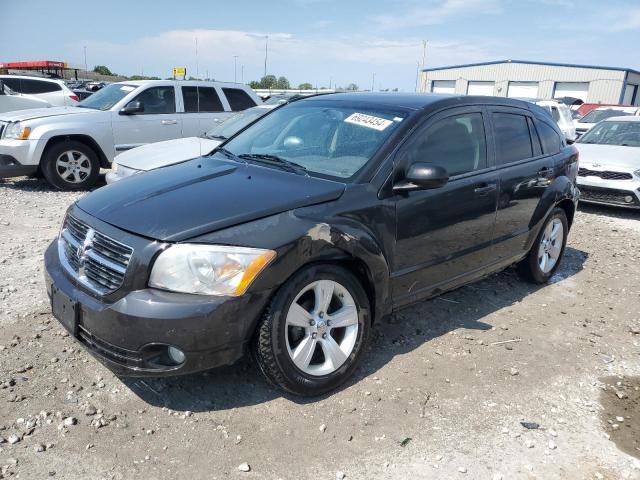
left=420, top=59, right=640, bottom=106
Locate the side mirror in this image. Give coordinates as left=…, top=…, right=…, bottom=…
left=566, top=137, right=575, bottom=145
left=120, top=100, right=144, bottom=115
left=394, top=162, right=449, bottom=192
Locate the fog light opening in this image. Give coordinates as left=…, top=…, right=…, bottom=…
left=624, top=195, right=633, bottom=203
left=167, top=346, right=186, bottom=364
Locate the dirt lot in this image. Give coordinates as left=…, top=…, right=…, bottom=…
left=1, top=176, right=639, bottom=480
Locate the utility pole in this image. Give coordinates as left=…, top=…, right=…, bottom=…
left=233, top=56, right=238, bottom=83
left=241, top=65, right=244, bottom=83
left=263, top=35, right=269, bottom=78
left=418, top=40, right=427, bottom=92
left=83, top=46, right=87, bottom=77
left=371, top=73, right=376, bottom=92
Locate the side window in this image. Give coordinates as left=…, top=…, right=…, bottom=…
left=536, top=120, right=562, bottom=155
left=133, top=86, right=176, bottom=114
left=406, top=112, right=487, bottom=177
left=3, top=79, right=61, bottom=94
left=182, top=86, right=224, bottom=113
left=527, top=117, right=543, bottom=157
left=222, top=88, right=256, bottom=111
left=492, top=113, right=534, bottom=165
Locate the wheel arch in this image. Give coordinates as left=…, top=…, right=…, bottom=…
left=41, top=135, right=110, bottom=168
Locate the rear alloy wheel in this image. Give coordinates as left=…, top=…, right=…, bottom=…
left=254, top=265, right=370, bottom=396
left=518, top=207, right=568, bottom=284
left=42, top=141, right=100, bottom=190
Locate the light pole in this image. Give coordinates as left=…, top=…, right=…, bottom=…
left=241, top=65, right=244, bottom=83
left=264, top=35, right=269, bottom=78
left=233, top=55, right=238, bottom=83
left=371, top=73, right=376, bottom=92
left=83, top=46, right=87, bottom=78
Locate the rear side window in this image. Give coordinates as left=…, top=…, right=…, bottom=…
left=2, top=78, right=61, bottom=94
left=536, top=121, right=562, bottom=155
left=182, top=86, right=224, bottom=112
left=222, top=88, right=256, bottom=111
left=492, top=113, right=534, bottom=165
left=405, top=112, right=487, bottom=177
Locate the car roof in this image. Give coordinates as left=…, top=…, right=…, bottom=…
left=603, top=116, right=640, bottom=122
left=0, top=74, right=64, bottom=84
left=300, top=92, right=536, bottom=111
left=118, top=79, right=251, bottom=88
left=594, top=106, right=639, bottom=112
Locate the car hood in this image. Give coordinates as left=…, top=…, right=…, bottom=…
left=115, top=137, right=222, bottom=171
left=0, top=106, right=93, bottom=122
left=577, top=143, right=640, bottom=170
left=77, top=156, right=346, bottom=242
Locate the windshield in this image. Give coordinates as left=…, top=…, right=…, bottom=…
left=579, top=109, right=633, bottom=124
left=77, top=83, right=137, bottom=110
left=578, top=121, right=640, bottom=147
left=206, top=107, right=270, bottom=139
left=221, top=101, right=408, bottom=180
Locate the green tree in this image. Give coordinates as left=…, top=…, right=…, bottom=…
left=259, top=75, right=278, bottom=89
left=92, top=65, right=113, bottom=76
left=298, top=82, right=313, bottom=90
left=346, top=83, right=359, bottom=91
left=276, top=76, right=290, bottom=89
left=248, top=80, right=261, bottom=89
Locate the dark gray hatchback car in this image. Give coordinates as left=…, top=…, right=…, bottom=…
left=45, top=93, right=579, bottom=396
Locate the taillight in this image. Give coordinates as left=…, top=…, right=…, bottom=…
left=70, top=95, right=79, bottom=102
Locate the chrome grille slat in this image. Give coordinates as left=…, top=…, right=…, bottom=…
left=58, top=215, right=133, bottom=295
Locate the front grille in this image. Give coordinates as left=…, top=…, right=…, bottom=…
left=77, top=326, right=143, bottom=366
left=578, top=168, right=633, bottom=180
left=58, top=215, right=133, bottom=294
left=580, top=186, right=640, bottom=207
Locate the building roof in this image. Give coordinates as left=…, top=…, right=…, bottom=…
left=422, top=59, right=640, bottom=76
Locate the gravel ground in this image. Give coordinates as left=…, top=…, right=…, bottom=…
left=1, top=176, right=639, bottom=480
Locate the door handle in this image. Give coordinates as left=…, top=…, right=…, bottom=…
left=538, top=167, right=553, bottom=177
left=161, top=119, right=178, bottom=125
left=474, top=184, right=497, bottom=196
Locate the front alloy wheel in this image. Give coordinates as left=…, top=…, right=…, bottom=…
left=254, top=265, right=370, bottom=396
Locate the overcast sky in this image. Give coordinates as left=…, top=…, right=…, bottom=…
left=2, top=0, right=639, bottom=90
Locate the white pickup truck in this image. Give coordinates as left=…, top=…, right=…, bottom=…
left=0, top=80, right=261, bottom=189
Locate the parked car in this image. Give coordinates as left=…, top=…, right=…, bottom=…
left=85, top=81, right=107, bottom=92
left=535, top=100, right=577, bottom=142
left=576, top=103, right=626, bottom=117
left=575, top=116, right=640, bottom=209
left=574, top=106, right=640, bottom=137
left=106, top=104, right=277, bottom=183
left=0, top=75, right=79, bottom=106
left=44, top=93, right=579, bottom=396
left=0, top=80, right=261, bottom=189
left=0, top=81, right=51, bottom=113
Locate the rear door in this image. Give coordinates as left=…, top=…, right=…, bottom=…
left=181, top=85, right=231, bottom=137
left=111, top=85, right=182, bottom=152
left=489, top=107, right=555, bottom=262
left=392, top=107, right=499, bottom=306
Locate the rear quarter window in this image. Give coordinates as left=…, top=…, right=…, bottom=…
left=182, top=86, right=224, bottom=113
left=222, top=88, right=256, bottom=111
left=2, top=78, right=61, bottom=94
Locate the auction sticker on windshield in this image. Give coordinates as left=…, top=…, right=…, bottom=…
left=345, top=112, right=393, bottom=131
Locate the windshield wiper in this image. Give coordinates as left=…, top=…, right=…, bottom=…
left=238, top=153, right=309, bottom=176
left=205, top=133, right=227, bottom=140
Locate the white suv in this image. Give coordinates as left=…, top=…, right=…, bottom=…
left=0, top=75, right=79, bottom=106
left=0, top=80, right=261, bottom=189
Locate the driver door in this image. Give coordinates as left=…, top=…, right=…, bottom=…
left=111, top=85, right=182, bottom=153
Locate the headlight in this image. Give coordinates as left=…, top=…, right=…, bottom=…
left=634, top=169, right=640, bottom=179
left=3, top=122, right=31, bottom=140
left=149, top=244, right=276, bottom=296
left=111, top=162, right=141, bottom=179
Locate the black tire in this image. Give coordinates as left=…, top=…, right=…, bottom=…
left=518, top=207, right=568, bottom=284
left=42, top=140, right=100, bottom=190
left=253, top=264, right=371, bottom=396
